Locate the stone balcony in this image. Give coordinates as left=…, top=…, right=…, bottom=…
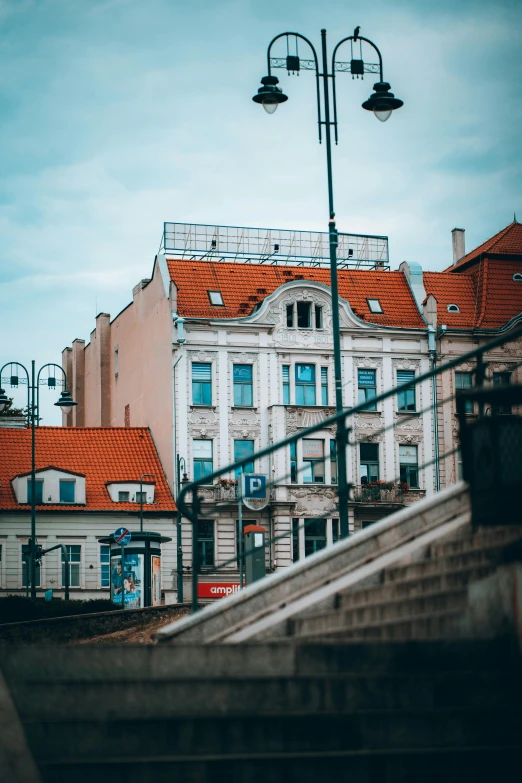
left=352, top=484, right=426, bottom=506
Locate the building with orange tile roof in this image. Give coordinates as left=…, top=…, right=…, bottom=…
left=61, top=221, right=522, bottom=602
left=0, top=426, right=177, bottom=602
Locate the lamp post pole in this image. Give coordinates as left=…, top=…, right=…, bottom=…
left=0, top=361, right=76, bottom=600
left=252, top=28, right=403, bottom=537
left=139, top=473, right=155, bottom=533
left=176, top=456, right=188, bottom=603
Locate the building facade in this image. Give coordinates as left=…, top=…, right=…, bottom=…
left=0, top=426, right=177, bottom=602
left=62, top=221, right=522, bottom=601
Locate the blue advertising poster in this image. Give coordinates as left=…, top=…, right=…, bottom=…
left=110, top=552, right=144, bottom=609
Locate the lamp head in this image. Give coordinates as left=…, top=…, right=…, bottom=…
left=252, top=75, right=288, bottom=114
left=0, top=388, right=9, bottom=414
left=54, top=389, right=77, bottom=415
left=362, top=81, right=403, bottom=122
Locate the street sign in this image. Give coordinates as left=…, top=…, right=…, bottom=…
left=242, top=474, right=268, bottom=511
left=113, top=527, right=131, bottom=546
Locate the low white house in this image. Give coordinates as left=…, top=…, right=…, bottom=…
left=0, top=425, right=177, bottom=602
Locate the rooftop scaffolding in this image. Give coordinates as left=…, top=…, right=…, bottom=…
left=161, top=222, right=389, bottom=270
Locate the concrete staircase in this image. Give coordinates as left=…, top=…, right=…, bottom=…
left=1, top=639, right=521, bottom=782
left=287, top=524, right=522, bottom=642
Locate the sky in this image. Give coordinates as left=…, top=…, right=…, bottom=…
left=1, top=0, right=521, bottom=424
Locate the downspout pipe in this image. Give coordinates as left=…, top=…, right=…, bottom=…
left=428, top=325, right=440, bottom=492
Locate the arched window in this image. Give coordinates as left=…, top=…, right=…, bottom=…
left=447, top=304, right=460, bottom=313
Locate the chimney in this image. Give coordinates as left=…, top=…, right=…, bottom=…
left=452, top=228, right=465, bottom=265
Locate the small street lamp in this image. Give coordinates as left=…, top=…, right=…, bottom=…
left=252, top=28, right=403, bottom=538
left=176, top=456, right=189, bottom=603
left=0, top=361, right=76, bottom=600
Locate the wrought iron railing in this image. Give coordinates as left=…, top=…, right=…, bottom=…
left=177, top=323, right=522, bottom=612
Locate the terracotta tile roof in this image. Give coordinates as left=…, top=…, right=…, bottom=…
left=448, top=221, right=522, bottom=271
left=167, top=260, right=426, bottom=328
left=423, top=272, right=478, bottom=329
left=473, top=260, right=522, bottom=329
left=0, top=427, right=176, bottom=513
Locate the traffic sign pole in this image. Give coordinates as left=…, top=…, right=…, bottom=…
left=120, top=543, right=125, bottom=610
left=238, top=470, right=244, bottom=590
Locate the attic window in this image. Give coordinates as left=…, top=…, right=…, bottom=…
left=367, top=298, right=383, bottom=314
left=447, top=304, right=460, bottom=313
left=513, top=274, right=522, bottom=282
left=208, top=291, right=224, bottom=306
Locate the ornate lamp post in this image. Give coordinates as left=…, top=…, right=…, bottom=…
left=0, top=361, right=76, bottom=599
left=252, top=28, right=403, bottom=537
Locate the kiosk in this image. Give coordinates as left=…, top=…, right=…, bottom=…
left=99, top=531, right=171, bottom=609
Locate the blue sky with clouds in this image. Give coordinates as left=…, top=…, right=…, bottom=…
left=1, top=0, right=521, bottom=423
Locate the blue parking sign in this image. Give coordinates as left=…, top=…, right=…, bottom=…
left=244, top=474, right=266, bottom=498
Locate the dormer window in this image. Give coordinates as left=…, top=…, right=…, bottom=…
left=107, top=482, right=155, bottom=504
left=513, top=274, right=522, bottom=282
left=208, top=291, right=224, bottom=306
left=118, top=491, right=130, bottom=502
left=367, top=298, right=383, bottom=314
left=27, top=479, right=43, bottom=504
left=447, top=304, right=460, bottom=313
left=286, top=302, right=324, bottom=329
left=59, top=480, right=75, bottom=503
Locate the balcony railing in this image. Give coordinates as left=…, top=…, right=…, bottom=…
left=352, top=484, right=426, bottom=505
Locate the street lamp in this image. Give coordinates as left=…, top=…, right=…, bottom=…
left=252, top=29, right=403, bottom=538
left=0, top=361, right=76, bottom=600
left=176, top=456, right=189, bottom=603
left=139, top=473, right=155, bottom=533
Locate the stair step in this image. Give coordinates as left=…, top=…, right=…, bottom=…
left=293, top=609, right=466, bottom=641
left=292, top=590, right=468, bottom=636
left=10, top=671, right=522, bottom=721
left=337, top=565, right=493, bottom=609
left=384, top=546, right=509, bottom=583
left=37, top=746, right=521, bottom=783
left=22, top=709, right=522, bottom=762
left=429, top=526, right=522, bottom=557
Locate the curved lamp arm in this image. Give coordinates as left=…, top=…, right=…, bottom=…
left=36, top=363, right=68, bottom=427
left=266, top=31, right=323, bottom=142
left=0, top=362, right=30, bottom=422
left=331, top=35, right=384, bottom=143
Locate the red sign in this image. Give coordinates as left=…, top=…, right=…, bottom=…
left=198, top=582, right=241, bottom=599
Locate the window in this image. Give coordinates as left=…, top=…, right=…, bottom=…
left=367, top=298, right=383, bottom=314
left=290, top=441, right=297, bottom=483
left=302, top=439, right=325, bottom=484
left=315, top=305, right=323, bottom=329
left=513, top=274, right=522, bottom=282
left=286, top=304, right=294, bottom=327
left=297, top=301, right=312, bottom=328
left=492, top=372, right=512, bottom=415
left=192, top=363, right=212, bottom=405
left=457, top=448, right=463, bottom=481
left=22, top=546, right=41, bottom=588
left=399, top=445, right=419, bottom=488
left=305, top=518, right=327, bottom=557
left=118, top=491, right=130, bottom=502
left=295, top=364, right=316, bottom=405
left=59, top=480, right=75, bottom=503
left=332, top=519, right=339, bottom=543
left=193, top=439, right=214, bottom=483
left=208, top=290, right=224, bottom=306
left=321, top=367, right=328, bottom=405
left=234, top=440, right=255, bottom=476
left=292, top=518, right=300, bottom=562
left=233, top=364, right=253, bottom=407
left=197, top=519, right=215, bottom=568
left=330, top=439, right=337, bottom=484
left=62, top=545, right=81, bottom=588
left=100, top=545, right=110, bottom=588
left=360, top=443, right=379, bottom=484
left=455, top=371, right=473, bottom=414
left=136, top=491, right=147, bottom=504
left=282, top=365, right=290, bottom=404
left=358, top=369, right=377, bottom=411
left=447, top=304, right=460, bottom=313
left=27, top=479, right=43, bottom=504
left=397, top=370, right=416, bottom=412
